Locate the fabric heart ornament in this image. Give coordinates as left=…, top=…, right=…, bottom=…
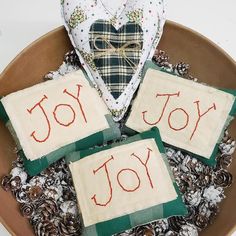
left=61, top=0, right=165, bottom=121
left=90, top=20, right=143, bottom=99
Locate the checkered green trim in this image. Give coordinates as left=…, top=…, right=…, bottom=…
left=0, top=104, right=121, bottom=176
left=89, top=20, right=143, bottom=99
left=66, top=127, right=188, bottom=236
left=124, top=61, right=236, bottom=166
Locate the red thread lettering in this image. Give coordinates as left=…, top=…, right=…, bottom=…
left=131, top=148, right=154, bottom=189
left=91, top=156, right=114, bottom=207
left=190, top=101, right=217, bottom=140
left=63, top=85, right=87, bottom=123
left=142, top=92, right=180, bottom=125
left=53, top=104, right=76, bottom=127
left=117, top=168, right=141, bottom=192
left=168, top=108, right=189, bottom=131
left=27, top=95, right=51, bottom=143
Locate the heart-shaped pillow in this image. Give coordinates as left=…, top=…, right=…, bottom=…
left=90, top=20, right=144, bottom=99
left=61, top=0, right=165, bottom=121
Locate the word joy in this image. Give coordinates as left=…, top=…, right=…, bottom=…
left=27, top=84, right=87, bottom=143
left=91, top=148, right=154, bottom=207
left=142, top=91, right=217, bottom=140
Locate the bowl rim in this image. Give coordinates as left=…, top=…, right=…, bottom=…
left=0, top=20, right=235, bottom=81
left=0, top=20, right=236, bottom=236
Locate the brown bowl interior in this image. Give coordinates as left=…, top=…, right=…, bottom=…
left=0, top=21, right=236, bottom=236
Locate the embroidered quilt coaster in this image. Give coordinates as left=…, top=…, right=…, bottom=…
left=61, top=0, right=166, bottom=121
left=0, top=70, right=120, bottom=176
left=125, top=61, right=236, bottom=166
left=66, top=127, right=187, bottom=236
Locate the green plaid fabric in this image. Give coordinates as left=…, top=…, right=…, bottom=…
left=66, top=127, right=188, bottom=236
left=89, top=20, right=143, bottom=99
left=124, top=61, right=236, bottom=166
left=0, top=103, right=121, bottom=176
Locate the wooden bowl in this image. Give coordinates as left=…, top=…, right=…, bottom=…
left=0, top=21, right=235, bottom=236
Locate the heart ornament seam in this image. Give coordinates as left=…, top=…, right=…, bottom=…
left=61, top=0, right=165, bottom=121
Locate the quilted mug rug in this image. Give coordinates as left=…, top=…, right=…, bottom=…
left=0, top=71, right=121, bottom=175
left=66, top=128, right=187, bottom=236
left=125, top=62, right=236, bottom=166
left=61, top=0, right=165, bottom=121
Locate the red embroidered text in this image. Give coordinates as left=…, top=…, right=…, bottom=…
left=142, top=91, right=217, bottom=140
left=27, top=84, right=87, bottom=143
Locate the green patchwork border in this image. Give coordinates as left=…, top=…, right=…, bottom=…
left=124, top=61, right=236, bottom=166
left=66, top=127, right=188, bottom=236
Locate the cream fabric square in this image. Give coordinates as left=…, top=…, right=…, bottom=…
left=126, top=68, right=235, bottom=159
left=69, top=139, right=177, bottom=227
left=1, top=71, right=110, bottom=161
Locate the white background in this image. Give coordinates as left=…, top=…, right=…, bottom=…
left=0, top=0, right=236, bottom=235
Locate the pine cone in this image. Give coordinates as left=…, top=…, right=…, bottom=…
left=168, top=216, right=186, bottom=232
left=58, top=214, right=81, bottom=235
left=28, top=186, right=43, bottom=201
left=29, top=176, right=46, bottom=187
left=62, top=187, right=76, bottom=201
left=20, top=202, right=35, bottom=218
left=196, top=166, right=213, bottom=188
left=203, top=186, right=224, bottom=204
left=180, top=173, right=196, bottom=191
left=197, top=201, right=209, bottom=215
left=219, top=133, right=236, bottom=155
left=170, top=166, right=180, bottom=179
left=57, top=221, right=73, bottom=236
left=60, top=201, right=78, bottom=216
left=15, top=185, right=31, bottom=203
left=197, top=201, right=219, bottom=223
left=194, top=214, right=208, bottom=229
left=208, top=204, right=219, bottom=223
left=178, top=224, right=198, bottom=236
left=195, top=172, right=212, bottom=188
left=173, top=151, right=185, bottom=164
left=173, top=62, right=190, bottom=77
left=41, top=166, right=56, bottom=176
left=12, top=154, right=24, bottom=168
left=192, top=161, right=205, bottom=176
left=64, top=50, right=81, bottom=67
left=61, top=176, right=74, bottom=187
left=184, top=206, right=197, bottom=223
left=30, top=215, right=41, bottom=228
left=180, top=155, right=205, bottom=175
left=43, top=178, right=56, bottom=188
left=44, top=186, right=63, bottom=201
left=10, top=176, right=22, bottom=190
left=213, top=170, right=233, bottom=188
left=217, top=154, right=233, bottom=169
left=177, top=181, right=188, bottom=193
left=152, top=50, right=170, bottom=67
left=10, top=167, right=27, bottom=184
left=1, top=175, right=11, bottom=191
left=35, top=220, right=58, bottom=236
left=184, top=189, right=202, bottom=206
left=38, top=199, right=58, bottom=220
left=153, top=219, right=169, bottom=234
left=180, top=156, right=199, bottom=173
left=221, top=130, right=231, bottom=143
